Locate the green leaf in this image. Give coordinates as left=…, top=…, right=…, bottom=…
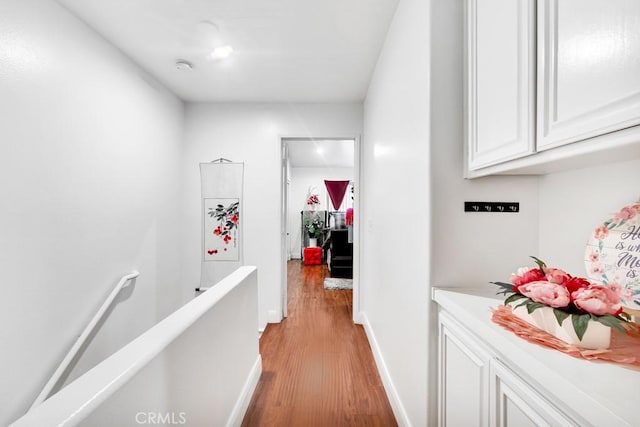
left=490, top=281, right=514, bottom=296
left=491, top=281, right=514, bottom=288
left=530, top=256, right=547, bottom=274
left=514, top=299, right=531, bottom=309
left=552, top=309, right=570, bottom=326
left=593, top=315, right=627, bottom=334
left=572, top=314, right=591, bottom=341
left=504, top=293, right=527, bottom=305
left=526, top=302, right=546, bottom=314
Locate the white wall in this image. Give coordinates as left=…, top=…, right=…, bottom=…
left=0, top=1, right=184, bottom=424
left=182, top=103, right=362, bottom=329
left=288, top=166, right=354, bottom=258
left=429, top=0, right=540, bottom=289
left=539, top=158, right=640, bottom=274
left=428, top=1, right=540, bottom=425
left=361, top=0, right=431, bottom=424
left=362, top=0, right=540, bottom=425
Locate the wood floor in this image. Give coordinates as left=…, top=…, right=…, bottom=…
left=241, top=261, right=397, bottom=427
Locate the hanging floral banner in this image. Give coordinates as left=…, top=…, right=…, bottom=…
left=203, top=198, right=240, bottom=261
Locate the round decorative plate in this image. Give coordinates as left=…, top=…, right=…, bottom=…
left=584, top=200, right=640, bottom=312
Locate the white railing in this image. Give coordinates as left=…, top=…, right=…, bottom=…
left=30, top=271, right=140, bottom=410
left=11, top=266, right=260, bottom=427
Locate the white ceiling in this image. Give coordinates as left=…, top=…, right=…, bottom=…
left=57, top=0, right=399, bottom=103
left=287, top=139, right=354, bottom=168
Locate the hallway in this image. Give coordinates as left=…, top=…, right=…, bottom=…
left=242, top=261, right=397, bottom=426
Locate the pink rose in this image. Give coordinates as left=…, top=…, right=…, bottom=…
left=519, top=281, right=570, bottom=308
left=594, top=226, right=609, bottom=239
left=510, top=267, right=546, bottom=292
left=572, top=285, right=622, bottom=316
left=543, top=267, right=570, bottom=285
left=588, top=252, right=599, bottom=263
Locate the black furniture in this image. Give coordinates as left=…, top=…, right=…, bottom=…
left=328, top=229, right=352, bottom=278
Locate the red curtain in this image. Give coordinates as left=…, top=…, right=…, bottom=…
left=324, top=180, right=350, bottom=210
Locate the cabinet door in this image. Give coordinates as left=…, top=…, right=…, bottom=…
left=537, top=0, right=640, bottom=151
left=466, top=0, right=536, bottom=170
left=489, top=359, right=576, bottom=427
left=438, top=312, right=490, bottom=427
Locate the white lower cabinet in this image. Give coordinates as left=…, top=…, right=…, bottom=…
left=489, top=360, right=575, bottom=427
left=438, top=312, right=490, bottom=427
left=438, top=313, right=576, bottom=427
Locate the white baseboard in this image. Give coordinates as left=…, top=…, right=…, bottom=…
left=267, top=310, right=282, bottom=323
left=353, top=310, right=365, bottom=325
left=361, top=312, right=411, bottom=427
left=227, top=355, right=262, bottom=427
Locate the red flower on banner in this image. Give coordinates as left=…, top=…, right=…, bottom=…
left=213, top=226, right=222, bottom=236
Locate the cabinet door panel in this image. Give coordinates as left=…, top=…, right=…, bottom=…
left=489, top=360, right=576, bottom=427
left=438, top=313, right=490, bottom=427
left=466, top=0, right=535, bottom=170
left=537, top=0, right=640, bottom=150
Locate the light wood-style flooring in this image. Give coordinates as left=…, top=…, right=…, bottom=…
left=241, top=261, right=397, bottom=427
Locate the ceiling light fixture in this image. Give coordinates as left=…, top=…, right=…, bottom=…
left=175, top=60, right=193, bottom=70
left=209, top=45, right=234, bottom=60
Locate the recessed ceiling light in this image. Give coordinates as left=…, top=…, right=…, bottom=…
left=175, top=60, right=193, bottom=70
left=209, top=45, right=234, bottom=60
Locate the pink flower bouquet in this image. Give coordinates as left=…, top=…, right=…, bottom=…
left=493, top=257, right=633, bottom=342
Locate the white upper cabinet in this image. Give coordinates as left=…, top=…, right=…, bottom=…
left=537, top=0, right=640, bottom=151
left=465, top=0, right=640, bottom=177
left=466, top=0, right=536, bottom=170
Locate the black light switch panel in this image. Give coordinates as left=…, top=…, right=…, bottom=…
left=464, top=202, right=519, bottom=213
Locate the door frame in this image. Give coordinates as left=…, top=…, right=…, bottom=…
left=279, top=135, right=362, bottom=323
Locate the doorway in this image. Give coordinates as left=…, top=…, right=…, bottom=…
left=280, top=137, right=361, bottom=323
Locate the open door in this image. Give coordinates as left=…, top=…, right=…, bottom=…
left=280, top=141, right=289, bottom=318
left=280, top=137, right=361, bottom=323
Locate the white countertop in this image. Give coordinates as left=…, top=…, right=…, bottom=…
left=433, top=287, right=640, bottom=427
